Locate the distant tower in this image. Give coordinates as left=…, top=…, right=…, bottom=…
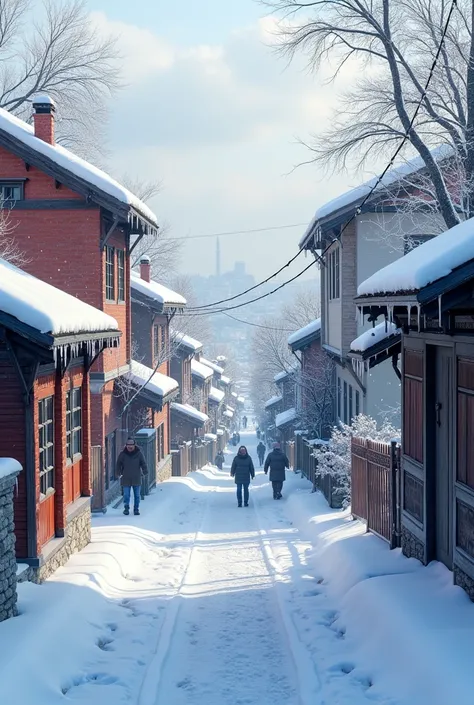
left=216, top=236, right=221, bottom=277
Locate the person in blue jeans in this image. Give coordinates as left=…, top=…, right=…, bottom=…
left=116, top=438, right=148, bottom=516
left=230, top=445, right=255, bottom=507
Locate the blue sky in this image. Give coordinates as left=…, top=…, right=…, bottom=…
left=86, top=1, right=360, bottom=280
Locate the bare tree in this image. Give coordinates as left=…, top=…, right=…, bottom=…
left=169, top=275, right=213, bottom=345
left=266, top=0, right=474, bottom=227
left=0, top=204, right=28, bottom=265
left=0, top=0, right=121, bottom=161
left=296, top=351, right=334, bottom=439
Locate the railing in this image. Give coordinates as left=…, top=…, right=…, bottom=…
left=351, top=437, right=401, bottom=548
left=38, top=491, right=55, bottom=548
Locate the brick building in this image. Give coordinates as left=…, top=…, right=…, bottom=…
left=0, top=258, right=119, bottom=579
left=0, top=96, right=158, bottom=508
left=169, top=333, right=209, bottom=443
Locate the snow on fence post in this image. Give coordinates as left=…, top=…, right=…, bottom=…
left=0, top=459, right=22, bottom=622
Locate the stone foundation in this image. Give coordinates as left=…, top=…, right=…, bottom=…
left=31, top=500, right=91, bottom=583
left=401, top=525, right=425, bottom=564
left=156, top=456, right=172, bottom=484
left=454, top=564, right=474, bottom=601
left=0, top=466, right=21, bottom=622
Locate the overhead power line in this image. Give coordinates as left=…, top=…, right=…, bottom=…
left=222, top=312, right=297, bottom=332
left=167, top=222, right=308, bottom=241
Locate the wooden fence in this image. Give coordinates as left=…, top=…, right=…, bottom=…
left=351, top=437, right=401, bottom=548
left=295, top=434, right=342, bottom=508
left=172, top=441, right=192, bottom=477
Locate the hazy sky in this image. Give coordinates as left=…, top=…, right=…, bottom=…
left=87, top=0, right=369, bottom=280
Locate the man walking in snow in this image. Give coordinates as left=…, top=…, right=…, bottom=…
left=230, top=445, right=255, bottom=507
left=215, top=449, right=225, bottom=470
left=256, top=441, right=266, bottom=467
left=264, top=442, right=289, bottom=500
left=116, top=438, right=148, bottom=516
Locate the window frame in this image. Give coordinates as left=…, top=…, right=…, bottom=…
left=38, top=396, right=55, bottom=497
left=328, top=246, right=341, bottom=301
left=343, top=381, right=348, bottom=425
left=105, top=246, right=115, bottom=302
left=348, top=384, right=353, bottom=425
left=0, top=180, right=24, bottom=203
left=337, top=377, right=342, bottom=419
left=117, top=249, right=125, bottom=302
left=66, top=387, right=82, bottom=463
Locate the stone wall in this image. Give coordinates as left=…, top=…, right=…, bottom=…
left=32, top=500, right=91, bottom=583
left=0, top=464, right=21, bottom=622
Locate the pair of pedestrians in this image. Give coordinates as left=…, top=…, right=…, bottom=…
left=230, top=442, right=289, bottom=507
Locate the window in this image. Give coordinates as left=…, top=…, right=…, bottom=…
left=0, top=181, right=23, bottom=202
left=337, top=377, right=342, bottom=419
left=154, top=324, right=167, bottom=363
left=328, top=246, right=340, bottom=300
left=117, top=249, right=125, bottom=301
left=106, top=246, right=115, bottom=301
left=348, top=385, right=353, bottom=425
left=157, top=423, right=165, bottom=461
left=66, top=388, right=82, bottom=461
left=38, top=396, right=54, bottom=495
left=105, top=431, right=116, bottom=489
left=355, top=390, right=360, bottom=418
left=404, top=234, right=434, bottom=255
left=343, top=381, right=348, bottom=424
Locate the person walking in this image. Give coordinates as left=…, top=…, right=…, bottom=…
left=230, top=445, right=255, bottom=507
left=264, top=442, right=289, bottom=500
left=116, top=437, right=148, bottom=516
left=215, top=449, right=225, bottom=470
left=256, top=441, right=266, bottom=467
left=256, top=427, right=261, bottom=439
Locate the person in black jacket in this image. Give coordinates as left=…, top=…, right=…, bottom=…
left=230, top=445, right=255, bottom=507
left=264, top=442, right=289, bottom=500
left=256, top=441, right=266, bottom=467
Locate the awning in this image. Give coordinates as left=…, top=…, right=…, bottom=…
left=170, top=402, right=209, bottom=428
left=209, top=386, right=225, bottom=404
left=127, top=360, right=179, bottom=408
left=265, top=395, right=282, bottom=410
left=276, top=408, right=298, bottom=429
left=348, top=322, right=401, bottom=371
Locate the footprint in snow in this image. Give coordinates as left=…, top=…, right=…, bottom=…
left=62, top=673, right=120, bottom=694
left=97, top=636, right=114, bottom=652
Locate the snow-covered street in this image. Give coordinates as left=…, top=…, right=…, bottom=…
left=3, top=431, right=474, bottom=705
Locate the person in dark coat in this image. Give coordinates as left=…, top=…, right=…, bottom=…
left=264, top=442, right=289, bottom=500
left=256, top=428, right=261, bottom=439
left=232, top=432, right=238, bottom=446
left=215, top=450, right=225, bottom=470
left=256, top=441, right=266, bottom=467
left=116, top=437, right=148, bottom=516
left=230, top=445, right=255, bottom=507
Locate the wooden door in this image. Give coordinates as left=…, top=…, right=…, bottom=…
left=434, top=346, right=453, bottom=568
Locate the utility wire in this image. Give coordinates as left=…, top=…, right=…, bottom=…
left=185, top=0, right=457, bottom=317
left=222, top=312, right=297, bottom=332
left=166, top=222, right=308, bottom=241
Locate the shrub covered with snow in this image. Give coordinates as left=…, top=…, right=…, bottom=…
left=313, top=415, right=400, bottom=509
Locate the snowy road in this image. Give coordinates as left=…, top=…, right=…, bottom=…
left=0, top=431, right=397, bottom=705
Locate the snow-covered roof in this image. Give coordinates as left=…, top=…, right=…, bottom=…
left=350, top=323, right=400, bottom=353
left=220, top=375, right=231, bottom=385
left=265, top=395, right=283, bottom=409
left=274, top=370, right=290, bottom=383
left=172, top=331, right=203, bottom=353
left=209, top=386, right=225, bottom=404
left=223, top=409, right=234, bottom=418
left=128, top=360, right=179, bottom=400
left=205, top=433, right=217, bottom=441
left=358, top=217, right=474, bottom=297
left=191, top=359, right=213, bottom=381
left=216, top=429, right=224, bottom=436
left=170, top=402, right=209, bottom=425
left=226, top=405, right=235, bottom=413
left=276, top=407, right=298, bottom=428
left=288, top=319, right=321, bottom=347
left=231, top=391, right=238, bottom=398
left=200, top=357, right=224, bottom=375
left=300, top=146, right=450, bottom=248
left=0, top=458, right=22, bottom=481
left=0, top=257, right=119, bottom=338
left=237, top=396, right=245, bottom=404
left=0, top=104, right=157, bottom=227
left=131, top=272, right=186, bottom=308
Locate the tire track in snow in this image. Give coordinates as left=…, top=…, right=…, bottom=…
left=137, top=488, right=214, bottom=705
left=253, top=492, right=323, bottom=705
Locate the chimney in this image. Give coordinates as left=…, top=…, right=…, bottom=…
left=32, top=94, right=56, bottom=145
left=140, top=255, right=151, bottom=282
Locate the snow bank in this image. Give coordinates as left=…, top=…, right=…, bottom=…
left=0, top=105, right=157, bottom=226
left=264, top=395, right=283, bottom=409
left=286, top=479, right=474, bottom=705
left=130, top=272, right=186, bottom=307
left=0, top=258, right=118, bottom=336
left=191, top=359, right=213, bottom=381
left=128, top=360, right=179, bottom=399
left=171, top=330, right=203, bottom=353
left=170, top=402, right=209, bottom=424
left=276, top=407, right=297, bottom=428
left=300, top=146, right=450, bottom=247
left=288, top=319, right=321, bottom=346
left=358, top=216, right=474, bottom=296
left=0, top=457, right=22, bottom=480
left=350, top=322, right=399, bottom=352
left=209, top=386, right=225, bottom=403
left=200, top=357, right=224, bottom=375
